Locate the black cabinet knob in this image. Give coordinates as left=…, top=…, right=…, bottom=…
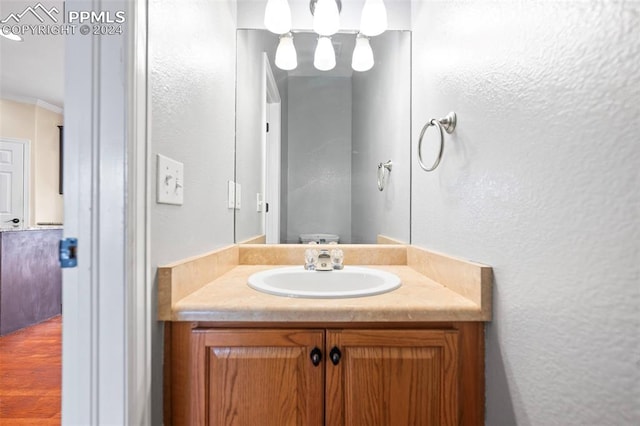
left=6, top=218, right=20, bottom=224
left=310, top=347, right=322, bottom=366
left=330, top=346, right=341, bottom=365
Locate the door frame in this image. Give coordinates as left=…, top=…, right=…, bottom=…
left=263, top=54, right=281, bottom=243
left=62, top=0, right=150, bottom=424
left=0, top=137, right=30, bottom=228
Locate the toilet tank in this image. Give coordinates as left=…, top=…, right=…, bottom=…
left=299, top=233, right=340, bottom=244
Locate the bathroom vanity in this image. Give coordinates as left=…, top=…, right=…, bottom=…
left=160, top=244, right=492, bottom=425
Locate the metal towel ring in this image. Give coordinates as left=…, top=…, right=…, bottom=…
left=377, top=160, right=392, bottom=191
left=417, top=112, right=457, bottom=172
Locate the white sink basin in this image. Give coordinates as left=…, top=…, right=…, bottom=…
left=247, top=266, right=401, bottom=299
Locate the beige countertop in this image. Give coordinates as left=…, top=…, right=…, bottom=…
left=159, top=244, right=492, bottom=323
left=167, top=264, right=489, bottom=324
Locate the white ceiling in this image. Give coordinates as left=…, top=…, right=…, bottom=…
left=0, top=0, right=65, bottom=108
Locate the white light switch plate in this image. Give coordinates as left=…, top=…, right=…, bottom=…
left=228, top=181, right=236, bottom=209
left=228, top=181, right=242, bottom=209
left=235, top=183, right=241, bottom=209
left=256, top=193, right=263, bottom=212
left=157, top=154, right=184, bottom=205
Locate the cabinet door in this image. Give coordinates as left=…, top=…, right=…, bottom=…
left=325, top=329, right=459, bottom=426
left=193, top=329, right=324, bottom=426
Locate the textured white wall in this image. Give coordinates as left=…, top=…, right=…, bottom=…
left=287, top=76, right=352, bottom=243
left=149, top=0, right=237, bottom=423
left=351, top=30, right=411, bottom=243
left=411, top=1, right=640, bottom=424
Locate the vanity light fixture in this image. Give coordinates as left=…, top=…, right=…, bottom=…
left=275, top=32, right=298, bottom=71
left=360, top=0, right=388, bottom=37
left=314, top=36, right=336, bottom=71
left=311, top=0, right=341, bottom=36
left=0, top=31, right=23, bottom=42
left=265, top=0, right=387, bottom=72
left=351, top=33, right=374, bottom=72
left=264, top=0, right=292, bottom=34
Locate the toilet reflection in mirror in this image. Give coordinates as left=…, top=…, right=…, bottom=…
left=235, top=29, right=411, bottom=244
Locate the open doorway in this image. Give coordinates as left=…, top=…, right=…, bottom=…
left=1, top=1, right=150, bottom=424
left=0, top=0, right=65, bottom=421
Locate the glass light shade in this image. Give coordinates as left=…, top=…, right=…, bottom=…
left=275, top=34, right=297, bottom=71
left=314, top=37, right=336, bottom=71
left=313, top=0, right=340, bottom=36
left=264, top=0, right=292, bottom=34
left=352, top=36, right=374, bottom=72
left=360, top=0, right=387, bottom=36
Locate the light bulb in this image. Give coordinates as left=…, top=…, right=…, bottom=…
left=264, top=0, right=292, bottom=34
left=352, top=35, right=374, bottom=72
left=314, top=37, right=336, bottom=71
left=275, top=33, right=297, bottom=71
left=313, top=0, right=340, bottom=36
left=360, top=0, right=387, bottom=37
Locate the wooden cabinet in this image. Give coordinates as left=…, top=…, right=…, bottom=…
left=326, top=329, right=459, bottom=426
left=166, top=323, right=484, bottom=426
left=193, top=329, right=324, bottom=425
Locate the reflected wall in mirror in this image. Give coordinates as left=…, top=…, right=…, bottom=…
left=235, top=29, right=411, bottom=244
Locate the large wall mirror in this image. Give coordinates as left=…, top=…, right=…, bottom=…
left=235, top=29, right=411, bottom=244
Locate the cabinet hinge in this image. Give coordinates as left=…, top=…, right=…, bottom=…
left=59, top=238, right=78, bottom=268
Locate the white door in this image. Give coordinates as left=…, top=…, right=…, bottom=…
left=265, top=102, right=281, bottom=243
left=0, top=139, right=29, bottom=229
left=62, top=1, right=150, bottom=424
left=263, top=55, right=281, bottom=243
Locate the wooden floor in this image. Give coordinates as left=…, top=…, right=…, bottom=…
left=0, top=316, right=61, bottom=425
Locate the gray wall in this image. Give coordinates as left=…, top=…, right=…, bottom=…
left=351, top=31, right=411, bottom=243
left=149, top=0, right=237, bottom=423
left=411, top=1, right=640, bottom=424
left=286, top=76, right=352, bottom=243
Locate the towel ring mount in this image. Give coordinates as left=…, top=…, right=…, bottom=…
left=417, top=112, right=457, bottom=172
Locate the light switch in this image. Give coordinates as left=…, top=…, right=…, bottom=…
left=256, top=193, right=263, bottom=212
left=228, top=181, right=235, bottom=209
left=235, top=183, right=241, bottom=209
left=228, top=181, right=242, bottom=209
left=157, top=154, right=184, bottom=205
